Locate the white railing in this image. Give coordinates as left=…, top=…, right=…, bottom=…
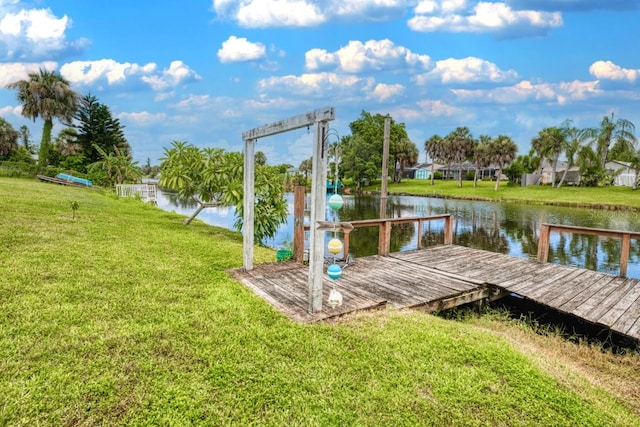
left=116, top=184, right=157, bottom=202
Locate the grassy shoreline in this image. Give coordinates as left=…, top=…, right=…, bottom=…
left=362, top=179, right=640, bottom=211
left=1, top=177, right=640, bottom=425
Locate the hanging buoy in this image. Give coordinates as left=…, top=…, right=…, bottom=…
left=327, top=263, right=342, bottom=280
left=328, top=194, right=344, bottom=210
left=328, top=288, right=343, bottom=308
left=327, top=238, right=343, bottom=255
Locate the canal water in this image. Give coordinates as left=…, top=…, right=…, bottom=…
left=156, top=191, right=640, bottom=279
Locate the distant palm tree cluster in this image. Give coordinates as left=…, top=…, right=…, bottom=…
left=425, top=127, right=518, bottom=191
left=423, top=116, right=638, bottom=190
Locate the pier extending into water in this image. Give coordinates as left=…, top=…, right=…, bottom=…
left=232, top=219, right=640, bottom=343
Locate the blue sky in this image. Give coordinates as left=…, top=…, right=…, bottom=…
left=1, top=0, right=639, bottom=167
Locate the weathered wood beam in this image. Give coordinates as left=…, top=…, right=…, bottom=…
left=308, top=121, right=329, bottom=313
left=416, top=287, right=492, bottom=313
left=242, top=107, right=335, bottom=141
left=243, top=139, right=255, bottom=271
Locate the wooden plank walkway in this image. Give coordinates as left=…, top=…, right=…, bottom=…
left=231, top=245, right=640, bottom=341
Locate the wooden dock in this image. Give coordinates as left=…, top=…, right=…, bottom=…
left=231, top=245, right=640, bottom=342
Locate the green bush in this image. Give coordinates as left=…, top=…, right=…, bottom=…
left=0, top=161, right=37, bottom=178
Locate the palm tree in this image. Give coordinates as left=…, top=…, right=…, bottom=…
left=447, top=127, right=475, bottom=188
left=585, top=113, right=636, bottom=168
left=576, top=145, right=606, bottom=187
left=393, top=138, right=419, bottom=183
left=472, top=135, right=491, bottom=187
left=424, top=134, right=443, bottom=185
left=6, top=69, right=79, bottom=169
left=487, top=135, right=517, bottom=191
left=0, top=117, right=19, bottom=159
left=531, top=126, right=565, bottom=187
left=89, top=144, right=141, bottom=187
left=557, top=121, right=589, bottom=188
left=629, top=150, right=640, bottom=191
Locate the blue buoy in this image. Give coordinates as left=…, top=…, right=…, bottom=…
left=327, top=263, right=342, bottom=280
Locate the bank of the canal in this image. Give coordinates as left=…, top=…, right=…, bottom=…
left=362, top=178, right=640, bottom=211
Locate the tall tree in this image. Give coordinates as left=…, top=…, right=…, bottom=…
left=18, top=125, right=34, bottom=155
left=487, top=135, right=517, bottom=191
left=74, top=93, right=130, bottom=167
left=0, top=117, right=19, bottom=159
left=341, top=111, right=409, bottom=190
left=557, top=121, right=588, bottom=188
left=424, top=134, right=443, bottom=185
left=629, top=150, right=640, bottom=191
left=6, top=69, right=79, bottom=169
left=393, top=138, right=419, bottom=183
left=299, top=157, right=312, bottom=179
left=586, top=113, right=636, bottom=168
left=446, top=126, right=475, bottom=188
left=159, top=141, right=287, bottom=243
left=255, top=150, right=267, bottom=166
left=472, top=135, right=491, bottom=187
left=576, top=145, right=606, bottom=187
left=531, top=126, right=565, bottom=187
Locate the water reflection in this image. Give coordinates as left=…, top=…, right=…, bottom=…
left=155, top=191, right=640, bottom=279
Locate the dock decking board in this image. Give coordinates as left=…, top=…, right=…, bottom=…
left=231, top=245, right=640, bottom=341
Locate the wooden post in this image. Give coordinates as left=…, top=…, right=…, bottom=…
left=293, top=185, right=305, bottom=264
left=417, top=219, right=423, bottom=249
left=242, top=139, right=255, bottom=271
left=620, top=233, right=630, bottom=278
left=443, top=215, right=453, bottom=245
left=308, top=121, right=329, bottom=313
left=537, top=224, right=550, bottom=263
left=380, top=116, right=391, bottom=220
left=343, top=230, right=351, bottom=259
left=379, top=220, right=391, bottom=256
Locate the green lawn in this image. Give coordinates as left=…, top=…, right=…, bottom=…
left=364, top=179, right=640, bottom=210
left=1, top=177, right=639, bottom=426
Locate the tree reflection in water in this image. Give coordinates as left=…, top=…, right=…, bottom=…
left=157, top=190, right=640, bottom=279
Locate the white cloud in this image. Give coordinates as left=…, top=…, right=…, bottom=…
left=0, top=61, right=57, bottom=86
left=118, top=111, right=168, bottom=126
left=213, top=0, right=408, bottom=28
left=142, top=60, right=201, bottom=91
left=415, top=0, right=468, bottom=14
left=414, top=56, right=519, bottom=84
left=332, top=0, right=408, bottom=20
left=0, top=6, right=88, bottom=60
left=172, top=94, right=212, bottom=110
left=60, top=59, right=156, bottom=85
left=417, top=98, right=464, bottom=116
left=589, top=60, right=639, bottom=82
left=452, top=80, right=600, bottom=105
left=257, top=72, right=375, bottom=98
left=60, top=59, right=199, bottom=91
left=217, top=36, right=267, bottom=63
left=408, top=1, right=563, bottom=36
left=0, top=104, right=22, bottom=117
left=305, top=39, right=432, bottom=73
left=233, top=0, right=325, bottom=28
left=370, top=83, right=405, bottom=102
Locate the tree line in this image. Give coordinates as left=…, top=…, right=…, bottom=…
left=1, top=69, right=139, bottom=186
left=509, top=116, right=638, bottom=188
left=297, top=110, right=638, bottom=192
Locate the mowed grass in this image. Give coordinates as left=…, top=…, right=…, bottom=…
left=366, top=179, right=640, bottom=210
left=1, top=177, right=639, bottom=426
